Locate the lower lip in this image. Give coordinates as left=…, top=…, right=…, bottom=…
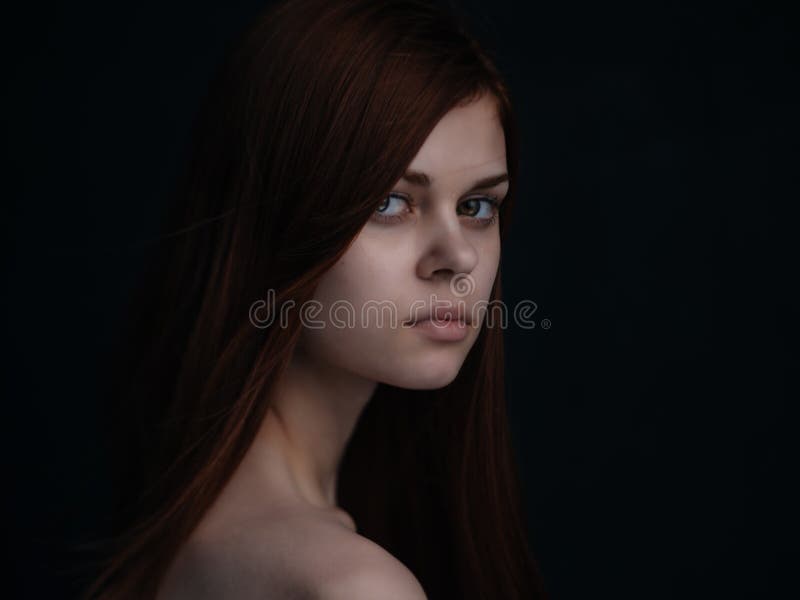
left=410, top=318, right=469, bottom=341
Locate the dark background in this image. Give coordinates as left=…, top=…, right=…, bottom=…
left=4, top=0, right=796, bottom=598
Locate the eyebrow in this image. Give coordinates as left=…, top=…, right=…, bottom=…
left=401, top=169, right=509, bottom=190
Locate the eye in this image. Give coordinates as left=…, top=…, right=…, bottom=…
left=372, top=192, right=412, bottom=224
left=458, top=196, right=501, bottom=226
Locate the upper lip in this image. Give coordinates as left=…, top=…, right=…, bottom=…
left=407, top=305, right=471, bottom=325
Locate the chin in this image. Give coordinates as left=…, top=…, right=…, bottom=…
left=385, top=356, right=464, bottom=390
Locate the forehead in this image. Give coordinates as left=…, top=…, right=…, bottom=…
left=407, top=94, right=507, bottom=184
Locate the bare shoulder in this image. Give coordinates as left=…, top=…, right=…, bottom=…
left=315, top=557, right=428, bottom=600
left=156, top=508, right=427, bottom=600
left=311, top=531, right=428, bottom=600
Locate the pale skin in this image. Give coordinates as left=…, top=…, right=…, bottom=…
left=155, top=92, right=509, bottom=599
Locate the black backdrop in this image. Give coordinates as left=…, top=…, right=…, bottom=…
left=4, top=1, right=796, bottom=598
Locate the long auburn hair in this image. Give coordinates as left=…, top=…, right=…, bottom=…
left=80, top=0, right=547, bottom=598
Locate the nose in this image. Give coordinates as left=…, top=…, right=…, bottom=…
left=415, top=218, right=479, bottom=282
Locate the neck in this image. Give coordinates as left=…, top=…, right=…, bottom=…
left=254, top=345, right=377, bottom=510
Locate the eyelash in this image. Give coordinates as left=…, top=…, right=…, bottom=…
left=372, top=193, right=501, bottom=227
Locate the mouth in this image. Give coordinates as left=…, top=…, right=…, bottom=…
left=405, top=307, right=471, bottom=342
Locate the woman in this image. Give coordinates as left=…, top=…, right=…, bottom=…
left=83, top=0, right=547, bottom=598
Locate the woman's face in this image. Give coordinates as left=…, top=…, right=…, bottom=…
left=300, top=93, right=508, bottom=389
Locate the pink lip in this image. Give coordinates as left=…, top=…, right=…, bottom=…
left=409, top=317, right=469, bottom=342
left=408, top=305, right=471, bottom=326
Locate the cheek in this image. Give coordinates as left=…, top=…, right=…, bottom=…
left=299, top=243, right=409, bottom=376
left=312, top=241, right=406, bottom=311
left=470, top=234, right=501, bottom=297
